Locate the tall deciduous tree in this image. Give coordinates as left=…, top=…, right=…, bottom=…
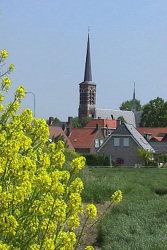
left=141, top=97, right=167, bottom=127
left=120, top=99, right=142, bottom=111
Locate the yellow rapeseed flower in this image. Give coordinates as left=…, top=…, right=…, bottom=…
left=15, top=86, right=25, bottom=100
left=85, top=246, right=94, bottom=250
left=1, top=77, right=11, bottom=92
left=9, top=64, right=15, bottom=72
left=70, top=156, right=86, bottom=174
left=0, top=49, right=8, bottom=61
left=111, top=190, right=123, bottom=205
left=86, top=204, right=97, bottom=221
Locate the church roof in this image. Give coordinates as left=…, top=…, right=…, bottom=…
left=95, top=108, right=136, bottom=127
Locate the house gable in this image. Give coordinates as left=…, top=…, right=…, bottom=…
left=97, top=123, right=154, bottom=166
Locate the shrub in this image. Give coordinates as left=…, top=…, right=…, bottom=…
left=82, top=154, right=110, bottom=166
left=138, top=148, right=157, bottom=166
left=0, top=49, right=121, bottom=249
left=0, top=49, right=96, bottom=249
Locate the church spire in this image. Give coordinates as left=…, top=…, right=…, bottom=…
left=132, top=82, right=136, bottom=112
left=84, top=33, right=92, bottom=82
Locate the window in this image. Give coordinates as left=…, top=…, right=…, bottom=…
left=114, top=138, right=120, bottom=147
left=123, top=138, right=129, bottom=147
left=100, top=139, right=104, bottom=146
left=95, top=139, right=99, bottom=148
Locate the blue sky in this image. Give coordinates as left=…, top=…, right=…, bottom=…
left=0, top=0, right=167, bottom=120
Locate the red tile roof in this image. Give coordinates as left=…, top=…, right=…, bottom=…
left=150, top=136, right=163, bottom=142
left=49, top=126, right=75, bottom=151
left=69, top=128, right=98, bottom=148
left=85, top=119, right=116, bottom=129
left=137, top=127, right=167, bottom=137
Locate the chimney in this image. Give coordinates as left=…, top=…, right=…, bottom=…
left=95, top=123, right=101, bottom=131
left=48, top=117, right=54, bottom=125
left=62, top=123, right=65, bottom=131
left=67, top=116, right=73, bottom=127
left=66, top=127, right=71, bottom=137
left=116, top=119, right=121, bottom=127
left=106, top=125, right=109, bottom=136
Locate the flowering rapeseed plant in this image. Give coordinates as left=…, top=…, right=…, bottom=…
left=111, top=190, right=123, bottom=205
left=0, top=49, right=122, bottom=249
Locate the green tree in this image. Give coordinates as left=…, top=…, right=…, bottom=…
left=141, top=97, right=167, bottom=127
left=81, top=116, right=91, bottom=127
left=120, top=99, right=142, bottom=111
left=72, top=117, right=91, bottom=128
left=117, top=116, right=127, bottom=124
left=72, top=117, right=81, bottom=128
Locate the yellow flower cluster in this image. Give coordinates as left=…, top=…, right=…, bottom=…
left=85, top=246, right=94, bottom=250
left=1, top=77, right=11, bottom=92
left=70, top=156, right=86, bottom=174
left=15, top=86, right=25, bottom=100
left=8, top=64, right=15, bottom=72
left=111, top=190, right=123, bottom=205
left=86, top=204, right=97, bottom=221
left=0, top=49, right=8, bottom=61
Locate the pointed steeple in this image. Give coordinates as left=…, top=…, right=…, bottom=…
left=84, top=33, right=92, bottom=82
left=132, top=82, right=136, bottom=112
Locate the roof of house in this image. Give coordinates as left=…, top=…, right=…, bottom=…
left=95, top=108, right=136, bottom=127
left=150, top=142, right=167, bottom=154
left=149, top=136, right=164, bottom=142
left=69, top=128, right=98, bottom=149
left=162, top=134, right=167, bottom=141
left=49, top=126, right=75, bottom=151
left=97, top=123, right=154, bottom=153
left=125, top=124, right=155, bottom=152
left=137, top=127, right=167, bottom=137
left=85, top=118, right=117, bottom=129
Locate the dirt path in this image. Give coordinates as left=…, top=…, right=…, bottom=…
left=79, top=201, right=110, bottom=249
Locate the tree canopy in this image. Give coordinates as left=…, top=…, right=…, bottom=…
left=140, top=97, right=167, bottom=127
left=120, top=99, right=142, bottom=111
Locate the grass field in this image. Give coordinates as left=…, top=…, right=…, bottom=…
left=81, top=167, right=167, bottom=250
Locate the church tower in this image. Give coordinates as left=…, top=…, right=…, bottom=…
left=78, top=34, right=96, bottom=124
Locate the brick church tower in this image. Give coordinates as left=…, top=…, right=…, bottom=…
left=78, top=34, right=96, bottom=124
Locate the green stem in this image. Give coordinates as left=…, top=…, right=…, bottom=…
left=74, top=216, right=88, bottom=250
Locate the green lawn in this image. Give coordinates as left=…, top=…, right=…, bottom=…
left=81, top=167, right=167, bottom=250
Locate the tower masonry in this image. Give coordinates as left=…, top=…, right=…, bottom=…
left=78, top=34, right=96, bottom=123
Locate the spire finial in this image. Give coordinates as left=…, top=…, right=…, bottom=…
left=84, top=32, right=92, bottom=82
left=132, top=82, right=136, bottom=112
